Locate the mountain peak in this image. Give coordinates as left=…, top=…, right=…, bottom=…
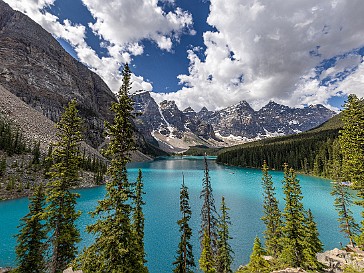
left=183, top=106, right=196, bottom=113
left=199, top=106, right=209, bottom=113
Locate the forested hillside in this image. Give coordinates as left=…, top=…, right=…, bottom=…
left=216, top=113, right=343, bottom=177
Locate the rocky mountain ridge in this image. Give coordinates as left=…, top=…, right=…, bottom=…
left=132, top=91, right=336, bottom=152
left=0, top=0, right=116, bottom=148
left=0, top=0, right=163, bottom=158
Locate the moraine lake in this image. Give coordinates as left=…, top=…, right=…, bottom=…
left=0, top=156, right=361, bottom=272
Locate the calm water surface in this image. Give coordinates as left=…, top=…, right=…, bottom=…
left=0, top=156, right=361, bottom=272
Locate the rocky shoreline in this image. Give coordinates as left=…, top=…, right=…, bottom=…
left=1, top=247, right=364, bottom=273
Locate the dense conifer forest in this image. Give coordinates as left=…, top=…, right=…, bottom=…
left=216, top=113, right=343, bottom=178
left=0, top=114, right=106, bottom=200
left=0, top=116, right=28, bottom=156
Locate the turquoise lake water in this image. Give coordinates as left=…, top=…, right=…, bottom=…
left=0, top=156, right=362, bottom=272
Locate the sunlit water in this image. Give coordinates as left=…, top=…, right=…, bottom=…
left=0, top=156, right=361, bottom=272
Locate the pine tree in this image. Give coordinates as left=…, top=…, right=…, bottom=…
left=43, top=145, right=53, bottom=178
left=302, top=209, right=323, bottom=270
left=0, top=156, right=6, bottom=176
left=200, top=156, right=218, bottom=254
left=199, top=230, right=216, bottom=273
left=216, top=196, right=233, bottom=273
left=173, top=174, right=195, bottom=273
left=339, top=94, right=364, bottom=247
left=331, top=180, right=359, bottom=246
left=279, top=164, right=307, bottom=268
left=261, top=161, right=282, bottom=258
left=32, top=141, right=41, bottom=165
left=77, top=63, right=145, bottom=273
left=14, top=185, right=47, bottom=273
left=340, top=95, right=364, bottom=191
left=244, top=236, right=269, bottom=273
left=133, top=168, right=148, bottom=272
left=46, top=99, right=83, bottom=273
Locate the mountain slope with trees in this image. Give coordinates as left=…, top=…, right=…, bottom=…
left=216, top=112, right=343, bottom=177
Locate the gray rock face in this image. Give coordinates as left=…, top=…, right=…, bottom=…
left=317, top=247, right=364, bottom=273
left=0, top=0, right=116, bottom=148
left=206, top=101, right=257, bottom=138
left=132, top=92, right=216, bottom=142
left=131, top=91, right=336, bottom=151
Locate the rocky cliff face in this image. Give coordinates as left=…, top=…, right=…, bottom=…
left=0, top=0, right=116, bottom=148
left=132, top=92, right=336, bottom=151
left=132, top=91, right=218, bottom=152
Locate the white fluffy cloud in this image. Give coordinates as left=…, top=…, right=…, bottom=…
left=156, top=0, right=364, bottom=111
left=4, top=0, right=193, bottom=92
left=336, top=57, right=364, bottom=98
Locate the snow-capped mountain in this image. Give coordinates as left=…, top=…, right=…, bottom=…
left=131, top=91, right=336, bottom=152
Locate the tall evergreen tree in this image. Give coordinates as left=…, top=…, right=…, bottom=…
left=200, top=156, right=218, bottom=250
left=199, top=230, right=216, bottom=273
left=0, top=156, right=6, bottom=176
left=14, top=185, right=47, bottom=273
left=261, top=161, right=282, bottom=258
left=216, top=196, right=233, bottom=273
left=77, top=63, right=146, bottom=273
left=243, top=236, right=269, bottom=273
left=339, top=94, right=364, bottom=247
left=200, top=156, right=218, bottom=272
left=279, top=164, right=307, bottom=268
left=43, top=145, right=53, bottom=178
left=331, top=180, right=359, bottom=246
left=133, top=168, right=148, bottom=272
left=302, top=209, right=323, bottom=270
left=279, top=164, right=323, bottom=270
left=32, top=141, right=41, bottom=165
left=173, top=175, right=195, bottom=273
left=46, top=99, right=83, bottom=273
left=329, top=137, right=359, bottom=246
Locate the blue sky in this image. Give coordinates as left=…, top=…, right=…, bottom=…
left=5, top=0, right=364, bottom=111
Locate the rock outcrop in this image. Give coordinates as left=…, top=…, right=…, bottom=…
left=317, top=247, right=364, bottom=272
left=270, top=268, right=308, bottom=273
left=63, top=268, right=83, bottom=273
left=0, top=0, right=116, bottom=148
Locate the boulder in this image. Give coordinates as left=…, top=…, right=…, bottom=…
left=63, top=267, right=83, bottom=273
left=316, top=247, right=364, bottom=273
left=270, top=268, right=308, bottom=273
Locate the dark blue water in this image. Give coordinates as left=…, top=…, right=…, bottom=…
left=0, top=156, right=361, bottom=272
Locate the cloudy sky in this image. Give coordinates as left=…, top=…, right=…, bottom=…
left=5, top=0, right=364, bottom=111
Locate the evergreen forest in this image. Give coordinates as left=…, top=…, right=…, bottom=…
left=216, top=113, right=343, bottom=178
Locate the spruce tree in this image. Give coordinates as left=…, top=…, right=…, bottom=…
left=243, top=236, right=269, bottom=273
left=77, top=63, right=145, bottom=273
left=32, top=141, right=41, bottom=165
left=43, top=145, right=53, bottom=178
left=340, top=94, right=364, bottom=190
left=339, top=94, right=364, bottom=247
left=0, top=156, right=6, bottom=176
left=302, top=209, right=323, bottom=270
left=216, top=196, right=233, bottom=273
left=329, top=137, right=359, bottom=246
left=261, top=161, right=282, bottom=258
left=279, top=164, right=307, bottom=268
left=173, top=175, right=195, bottom=273
left=200, top=156, right=218, bottom=256
left=133, top=168, right=148, bottom=272
left=14, top=185, right=47, bottom=273
left=279, top=164, right=323, bottom=270
left=46, top=99, right=83, bottom=273
left=199, top=230, right=216, bottom=273
left=331, top=180, right=359, bottom=246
